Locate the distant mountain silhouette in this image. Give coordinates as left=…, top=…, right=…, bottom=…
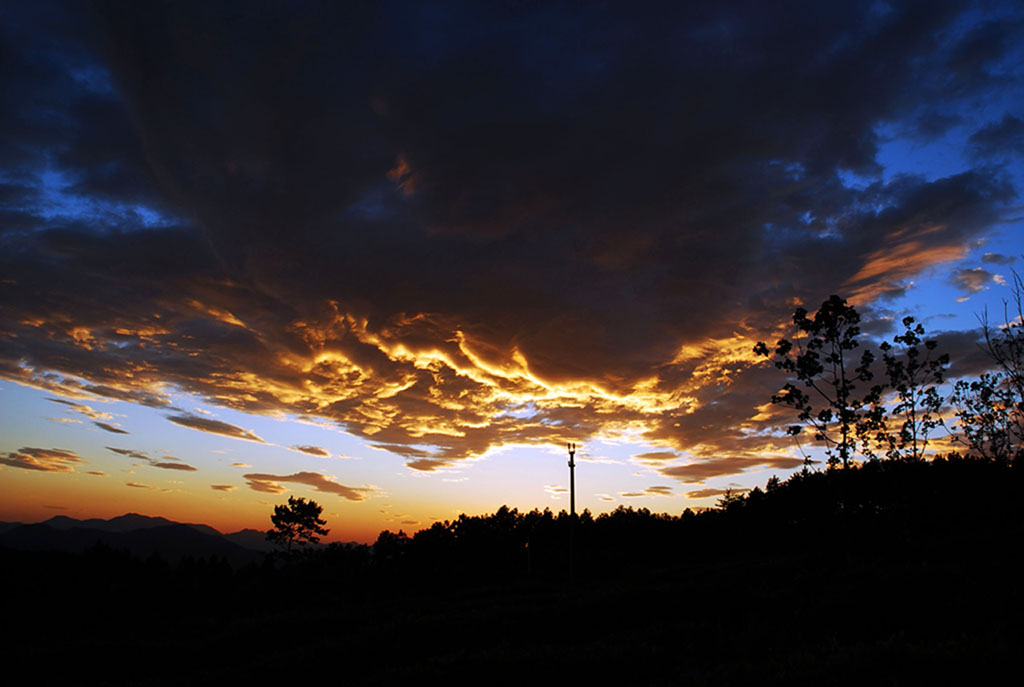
left=223, top=528, right=276, bottom=552
left=41, top=512, right=222, bottom=537
left=0, top=513, right=267, bottom=565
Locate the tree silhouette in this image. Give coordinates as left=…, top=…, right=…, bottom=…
left=267, top=496, right=329, bottom=554
left=950, top=372, right=1018, bottom=463
left=863, top=316, right=949, bottom=461
left=955, top=268, right=1024, bottom=464
left=754, top=295, right=878, bottom=469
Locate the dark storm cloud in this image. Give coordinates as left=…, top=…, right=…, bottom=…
left=908, top=111, right=964, bottom=142
left=1, top=1, right=1022, bottom=473
left=167, top=415, right=263, bottom=443
left=0, top=1, right=176, bottom=216
left=968, top=115, right=1024, bottom=159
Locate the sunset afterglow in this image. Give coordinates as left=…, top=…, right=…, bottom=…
left=2, top=1, right=1023, bottom=542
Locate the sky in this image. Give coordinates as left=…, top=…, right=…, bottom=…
left=1, top=0, right=1023, bottom=543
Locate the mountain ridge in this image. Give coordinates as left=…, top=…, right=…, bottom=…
left=0, top=513, right=274, bottom=563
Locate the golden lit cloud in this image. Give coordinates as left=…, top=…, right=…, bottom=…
left=93, top=421, right=129, bottom=434
left=686, top=487, right=749, bottom=499
left=152, top=462, right=197, bottom=472
left=658, top=456, right=806, bottom=484
left=620, top=486, right=673, bottom=498
left=106, top=447, right=198, bottom=472
left=167, top=415, right=263, bottom=443
left=242, top=472, right=374, bottom=501
left=290, top=445, right=330, bottom=457
left=47, top=397, right=113, bottom=421
left=0, top=447, right=84, bottom=472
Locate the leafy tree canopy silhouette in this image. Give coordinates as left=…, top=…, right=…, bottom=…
left=754, top=294, right=877, bottom=469
left=267, top=496, right=329, bottom=554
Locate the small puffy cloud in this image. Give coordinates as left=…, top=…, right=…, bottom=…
left=93, top=421, right=129, bottom=434
left=231, top=462, right=252, bottom=468
left=167, top=414, right=263, bottom=442
left=631, top=451, right=678, bottom=463
left=544, top=484, right=567, bottom=498
left=658, top=456, right=805, bottom=484
left=106, top=446, right=197, bottom=471
left=406, top=458, right=450, bottom=472
left=152, top=461, right=197, bottom=471
left=210, top=484, right=235, bottom=492
left=244, top=476, right=287, bottom=494
left=242, top=471, right=372, bottom=501
left=686, top=487, right=749, bottom=499
left=290, top=444, right=329, bottom=457
left=982, top=252, right=1015, bottom=265
left=46, top=398, right=112, bottom=421
left=371, top=443, right=434, bottom=459
left=0, top=447, right=84, bottom=472
left=86, top=470, right=108, bottom=476
left=620, top=485, right=673, bottom=498
left=106, top=446, right=149, bottom=460
left=126, top=482, right=171, bottom=493
left=950, top=267, right=994, bottom=294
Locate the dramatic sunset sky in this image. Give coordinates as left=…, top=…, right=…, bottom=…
left=2, top=1, right=1023, bottom=542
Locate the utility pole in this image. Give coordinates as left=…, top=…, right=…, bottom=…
left=566, top=441, right=577, bottom=584
left=567, top=442, right=576, bottom=517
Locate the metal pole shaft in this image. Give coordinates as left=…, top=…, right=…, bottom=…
left=570, top=459, right=575, bottom=517
left=567, top=442, right=576, bottom=518
left=566, top=442, right=577, bottom=583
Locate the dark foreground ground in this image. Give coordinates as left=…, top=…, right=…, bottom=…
left=3, top=458, right=1021, bottom=686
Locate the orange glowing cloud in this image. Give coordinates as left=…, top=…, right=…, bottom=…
left=242, top=472, right=374, bottom=501
left=0, top=447, right=84, bottom=472
left=167, top=415, right=264, bottom=443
